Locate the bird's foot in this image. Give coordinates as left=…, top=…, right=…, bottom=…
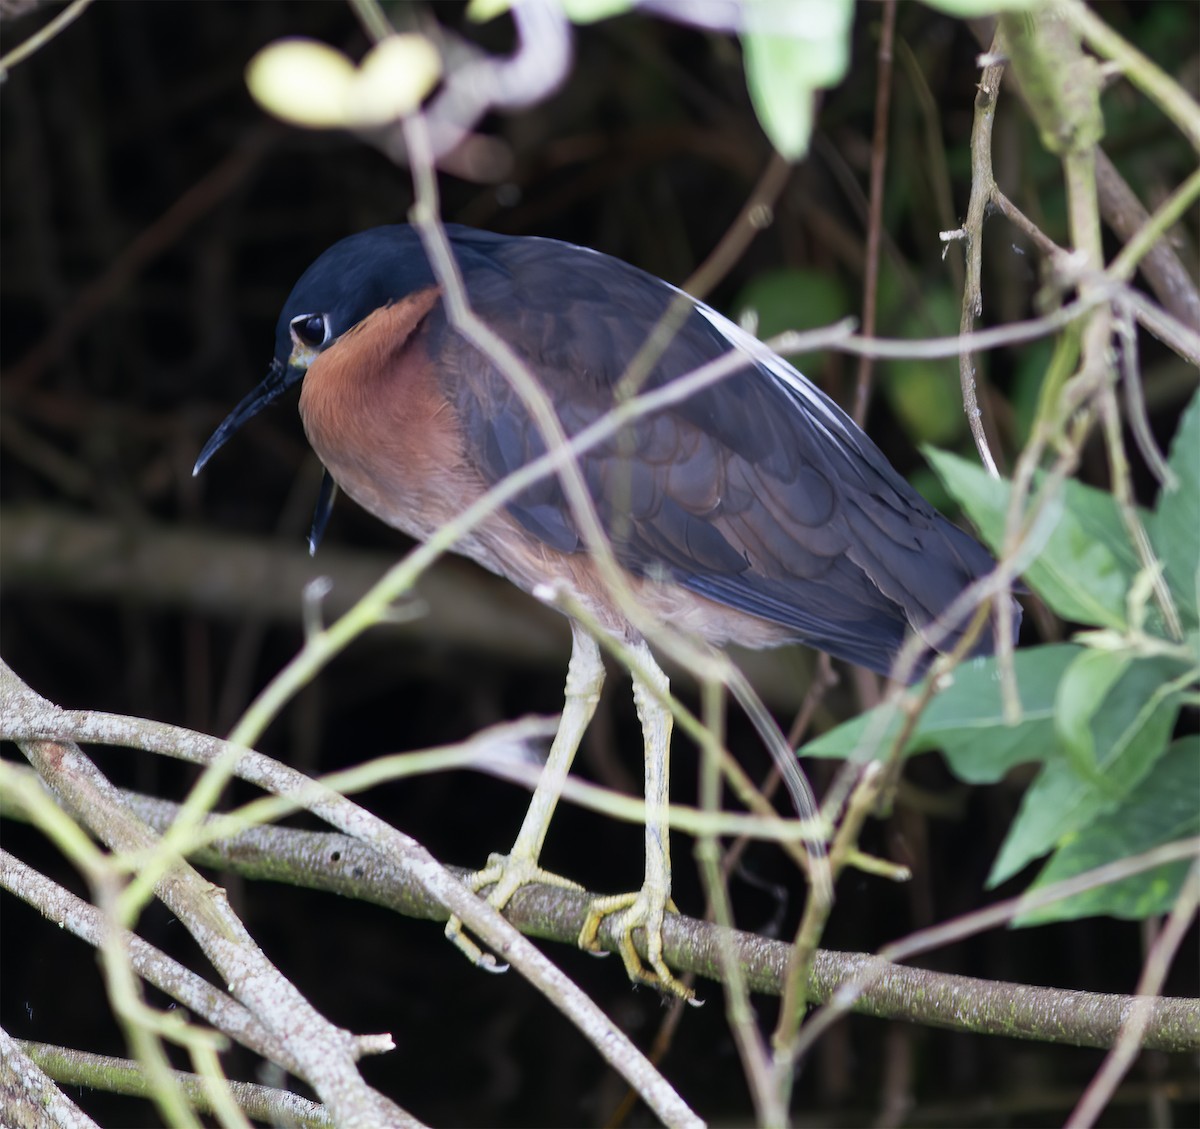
left=579, top=887, right=696, bottom=1002
left=444, top=852, right=584, bottom=971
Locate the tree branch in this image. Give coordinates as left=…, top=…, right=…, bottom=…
left=14, top=1041, right=334, bottom=1129
left=5, top=765, right=1196, bottom=1055
left=10, top=736, right=417, bottom=1129
left=0, top=659, right=702, bottom=1129
left=0, top=1027, right=97, bottom=1129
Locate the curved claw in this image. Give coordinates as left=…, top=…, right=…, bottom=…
left=444, top=914, right=510, bottom=975
left=444, top=853, right=585, bottom=973
left=578, top=888, right=696, bottom=1002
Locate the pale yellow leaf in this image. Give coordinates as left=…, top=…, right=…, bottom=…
left=246, top=38, right=356, bottom=129
left=348, top=35, right=441, bottom=127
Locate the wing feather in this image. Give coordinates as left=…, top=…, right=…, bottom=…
left=434, top=226, right=1010, bottom=675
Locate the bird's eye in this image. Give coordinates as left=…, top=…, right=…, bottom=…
left=290, top=313, right=330, bottom=349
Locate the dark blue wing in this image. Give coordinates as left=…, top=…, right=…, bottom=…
left=435, top=226, right=1009, bottom=675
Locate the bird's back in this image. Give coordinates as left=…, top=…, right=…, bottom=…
left=424, top=226, right=1012, bottom=676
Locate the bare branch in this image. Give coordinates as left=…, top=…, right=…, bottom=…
left=5, top=765, right=1196, bottom=1056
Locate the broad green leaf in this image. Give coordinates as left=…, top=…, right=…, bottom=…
left=920, top=0, right=1047, bottom=14
left=926, top=450, right=1136, bottom=629
left=1014, top=737, right=1200, bottom=925
left=1149, top=388, right=1200, bottom=625
left=734, top=268, right=848, bottom=374
left=1054, top=648, right=1131, bottom=780
left=741, top=0, right=853, bottom=159
left=1060, top=477, right=1142, bottom=575
left=988, top=655, right=1187, bottom=886
left=800, top=644, right=1080, bottom=783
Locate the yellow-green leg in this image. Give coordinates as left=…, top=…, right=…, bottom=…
left=445, top=621, right=604, bottom=959
left=578, top=640, right=691, bottom=999
left=448, top=629, right=690, bottom=999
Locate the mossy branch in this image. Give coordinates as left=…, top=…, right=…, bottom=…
left=4, top=762, right=1197, bottom=1056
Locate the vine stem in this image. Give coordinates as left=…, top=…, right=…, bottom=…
left=0, top=0, right=94, bottom=76
left=1062, top=0, right=1200, bottom=152
left=851, top=0, right=898, bottom=427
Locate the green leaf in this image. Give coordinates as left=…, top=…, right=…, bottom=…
left=561, top=0, right=636, bottom=21
left=1149, top=387, right=1200, bottom=626
left=926, top=450, right=1138, bottom=629
left=1054, top=648, right=1132, bottom=780
left=741, top=0, right=853, bottom=159
left=1009, top=338, right=1054, bottom=449
left=800, top=644, right=1081, bottom=784
left=1014, top=737, right=1200, bottom=925
left=988, top=655, right=1188, bottom=886
left=919, top=0, right=1047, bottom=14
left=468, top=0, right=634, bottom=23
left=734, top=268, right=848, bottom=374
left=882, top=287, right=965, bottom=447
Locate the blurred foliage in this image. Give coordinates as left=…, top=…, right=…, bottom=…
left=733, top=266, right=850, bottom=374
left=880, top=282, right=967, bottom=447
left=740, top=0, right=854, bottom=158
left=2, top=0, right=1198, bottom=1125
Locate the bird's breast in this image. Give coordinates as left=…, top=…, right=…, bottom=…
left=298, top=287, right=486, bottom=542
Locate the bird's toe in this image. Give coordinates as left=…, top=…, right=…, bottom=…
left=579, top=887, right=695, bottom=1001
left=445, top=852, right=587, bottom=973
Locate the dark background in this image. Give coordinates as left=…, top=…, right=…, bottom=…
left=2, top=1, right=1197, bottom=1125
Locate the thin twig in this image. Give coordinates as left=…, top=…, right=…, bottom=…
left=852, top=0, right=897, bottom=427
left=1097, top=382, right=1183, bottom=639
left=772, top=763, right=888, bottom=1105
left=1107, top=164, right=1200, bottom=290
left=9, top=736, right=415, bottom=1129
left=1066, top=861, right=1200, bottom=1128
left=0, top=848, right=338, bottom=1077
left=0, top=0, right=93, bottom=76
left=1095, top=148, right=1200, bottom=330
left=782, top=837, right=1200, bottom=1057
left=694, top=679, right=784, bottom=1127
left=1114, top=304, right=1177, bottom=491
left=943, top=30, right=1007, bottom=478
left=683, top=152, right=792, bottom=300
left=1062, top=0, right=1200, bottom=153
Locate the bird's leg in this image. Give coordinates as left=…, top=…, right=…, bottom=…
left=445, top=621, right=603, bottom=963
left=578, top=642, right=692, bottom=1000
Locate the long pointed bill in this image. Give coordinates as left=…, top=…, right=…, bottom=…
left=193, top=357, right=305, bottom=475
left=308, top=469, right=339, bottom=556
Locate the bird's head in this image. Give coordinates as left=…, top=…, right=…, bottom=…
left=193, top=226, right=432, bottom=476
